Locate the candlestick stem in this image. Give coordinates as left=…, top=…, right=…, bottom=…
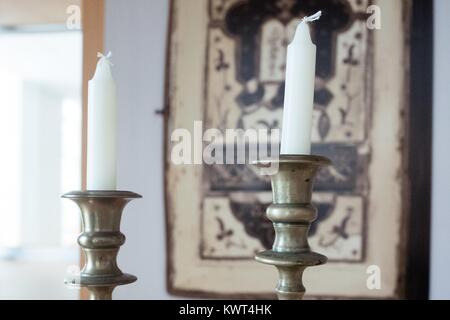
left=254, top=155, right=330, bottom=300
left=62, top=190, right=141, bottom=300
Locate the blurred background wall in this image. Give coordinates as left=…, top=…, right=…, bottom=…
left=104, top=0, right=171, bottom=299
left=430, top=0, right=450, bottom=300
left=104, top=0, right=450, bottom=299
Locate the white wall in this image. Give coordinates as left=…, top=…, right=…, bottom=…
left=430, top=0, right=450, bottom=300
left=104, top=0, right=450, bottom=299
left=104, top=0, right=171, bottom=299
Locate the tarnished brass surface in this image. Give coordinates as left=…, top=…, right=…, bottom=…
left=254, top=155, right=331, bottom=300
left=62, top=191, right=142, bottom=300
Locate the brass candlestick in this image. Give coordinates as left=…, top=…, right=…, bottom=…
left=254, top=155, right=330, bottom=300
left=62, top=191, right=142, bottom=300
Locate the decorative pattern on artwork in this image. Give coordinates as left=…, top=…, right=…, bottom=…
left=201, top=0, right=372, bottom=262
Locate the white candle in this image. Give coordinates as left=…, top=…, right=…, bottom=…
left=280, top=11, right=321, bottom=155
left=87, top=52, right=117, bottom=190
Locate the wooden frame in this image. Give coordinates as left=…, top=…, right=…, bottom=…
left=81, top=0, right=104, bottom=300
left=163, top=0, right=432, bottom=299
left=81, top=0, right=104, bottom=190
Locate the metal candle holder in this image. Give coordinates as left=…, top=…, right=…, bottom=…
left=254, top=155, right=331, bottom=300
left=62, top=191, right=142, bottom=300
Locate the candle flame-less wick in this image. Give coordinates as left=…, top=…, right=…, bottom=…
left=302, top=10, right=322, bottom=23
left=292, top=11, right=321, bottom=44
left=97, top=51, right=114, bottom=66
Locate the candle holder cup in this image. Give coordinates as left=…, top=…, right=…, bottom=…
left=253, top=154, right=330, bottom=300
left=62, top=190, right=141, bottom=300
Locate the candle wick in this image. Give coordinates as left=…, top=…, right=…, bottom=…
left=302, top=10, right=322, bottom=24
left=97, top=51, right=114, bottom=66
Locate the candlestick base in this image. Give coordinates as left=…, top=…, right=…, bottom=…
left=62, top=190, right=141, bottom=300
left=254, top=155, right=330, bottom=300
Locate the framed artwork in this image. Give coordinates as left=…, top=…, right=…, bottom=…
left=164, top=0, right=432, bottom=299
